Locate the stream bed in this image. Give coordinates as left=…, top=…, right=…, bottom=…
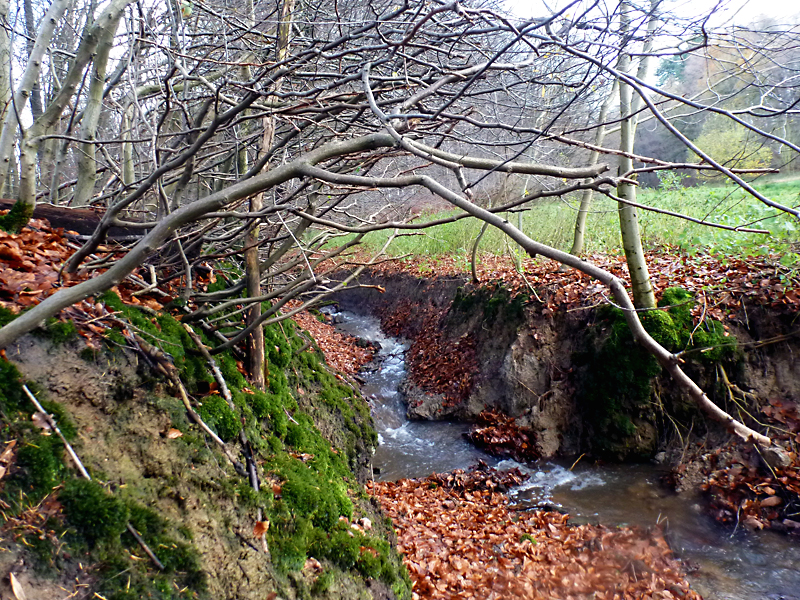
left=330, top=308, right=800, bottom=600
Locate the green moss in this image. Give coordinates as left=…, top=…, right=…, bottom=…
left=197, top=395, right=239, bottom=441
left=641, top=310, right=678, bottom=350
left=251, top=321, right=292, bottom=369
left=0, top=306, right=17, bottom=327
left=217, top=352, right=247, bottom=389
left=125, top=503, right=204, bottom=585
left=60, top=479, right=129, bottom=547
left=16, top=436, right=67, bottom=497
left=35, top=318, right=79, bottom=345
left=657, top=287, right=736, bottom=362
left=274, top=454, right=351, bottom=530
left=692, top=319, right=734, bottom=362
left=98, top=292, right=213, bottom=391
left=0, top=199, right=34, bottom=233
left=659, top=287, right=693, bottom=323
left=92, top=500, right=205, bottom=600
left=0, top=357, right=25, bottom=413
left=577, top=306, right=663, bottom=457
left=311, top=569, right=334, bottom=594
left=451, top=283, right=527, bottom=323
left=580, top=288, right=737, bottom=457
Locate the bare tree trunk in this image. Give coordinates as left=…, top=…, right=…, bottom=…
left=243, top=0, right=295, bottom=389
left=73, top=9, right=124, bottom=206
left=23, top=0, right=43, bottom=121
left=570, top=80, right=618, bottom=255
left=616, top=0, right=658, bottom=309
left=0, top=0, right=70, bottom=197
left=0, top=0, right=11, bottom=135
left=121, top=104, right=135, bottom=186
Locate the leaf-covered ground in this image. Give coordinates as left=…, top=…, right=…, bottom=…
left=369, top=465, right=701, bottom=600
left=3, top=218, right=800, bottom=597
left=355, top=248, right=800, bottom=318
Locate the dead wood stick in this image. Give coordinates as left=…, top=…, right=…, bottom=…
left=22, top=385, right=165, bottom=571
left=180, top=323, right=260, bottom=490
left=22, top=384, right=91, bottom=481
left=129, top=333, right=246, bottom=475
left=181, top=323, right=233, bottom=404
left=126, top=524, right=166, bottom=571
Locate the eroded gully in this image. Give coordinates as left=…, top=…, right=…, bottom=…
left=328, top=308, right=800, bottom=600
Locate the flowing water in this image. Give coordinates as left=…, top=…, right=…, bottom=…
left=329, top=308, right=800, bottom=600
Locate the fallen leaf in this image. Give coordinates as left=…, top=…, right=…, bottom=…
left=254, top=520, right=270, bottom=538
left=0, top=439, right=17, bottom=463
left=10, top=573, right=27, bottom=600
left=166, top=428, right=183, bottom=439
left=760, top=496, right=782, bottom=508
left=303, top=557, right=323, bottom=573
left=31, top=412, right=52, bottom=433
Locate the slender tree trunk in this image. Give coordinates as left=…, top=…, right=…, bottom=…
left=73, top=9, right=124, bottom=206
left=616, top=0, right=658, bottom=309
left=0, top=0, right=70, bottom=197
left=570, top=80, right=618, bottom=255
left=0, top=0, right=11, bottom=133
left=23, top=0, right=43, bottom=121
left=121, top=104, right=135, bottom=186
left=243, top=0, right=295, bottom=389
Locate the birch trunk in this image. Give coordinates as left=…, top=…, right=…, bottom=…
left=73, top=9, right=124, bottom=206
left=570, top=80, right=618, bottom=255
left=0, top=0, right=11, bottom=131
left=0, top=0, right=70, bottom=197
left=616, top=0, right=659, bottom=309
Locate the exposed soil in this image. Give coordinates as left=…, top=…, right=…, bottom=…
left=333, top=255, right=800, bottom=538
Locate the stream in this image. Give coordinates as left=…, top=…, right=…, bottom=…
left=329, top=308, right=800, bottom=600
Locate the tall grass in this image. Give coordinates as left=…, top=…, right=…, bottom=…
left=355, top=180, right=800, bottom=265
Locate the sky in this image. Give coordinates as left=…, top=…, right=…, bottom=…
left=505, top=0, right=800, bottom=26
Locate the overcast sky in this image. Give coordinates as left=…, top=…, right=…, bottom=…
left=505, top=0, right=800, bottom=26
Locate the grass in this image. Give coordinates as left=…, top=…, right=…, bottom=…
left=354, top=179, right=800, bottom=266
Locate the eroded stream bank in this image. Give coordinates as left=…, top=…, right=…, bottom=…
left=328, top=307, right=800, bottom=600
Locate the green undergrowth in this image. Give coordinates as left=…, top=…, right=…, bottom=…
left=97, top=292, right=404, bottom=596
left=1, top=293, right=408, bottom=598
left=578, top=287, right=737, bottom=458
left=354, top=180, right=799, bottom=264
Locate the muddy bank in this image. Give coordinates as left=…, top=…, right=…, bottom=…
left=0, top=323, right=407, bottom=600
left=334, top=271, right=800, bottom=461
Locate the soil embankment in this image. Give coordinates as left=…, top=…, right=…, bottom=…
left=333, top=256, right=800, bottom=534
left=0, top=220, right=407, bottom=600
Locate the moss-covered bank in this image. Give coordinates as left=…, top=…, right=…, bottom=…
left=335, top=271, right=797, bottom=461
left=0, top=295, right=409, bottom=600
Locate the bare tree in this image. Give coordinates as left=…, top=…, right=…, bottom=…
left=0, top=0, right=797, bottom=456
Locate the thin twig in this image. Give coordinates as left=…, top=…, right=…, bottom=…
left=126, top=523, right=166, bottom=570
left=22, top=385, right=91, bottom=481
